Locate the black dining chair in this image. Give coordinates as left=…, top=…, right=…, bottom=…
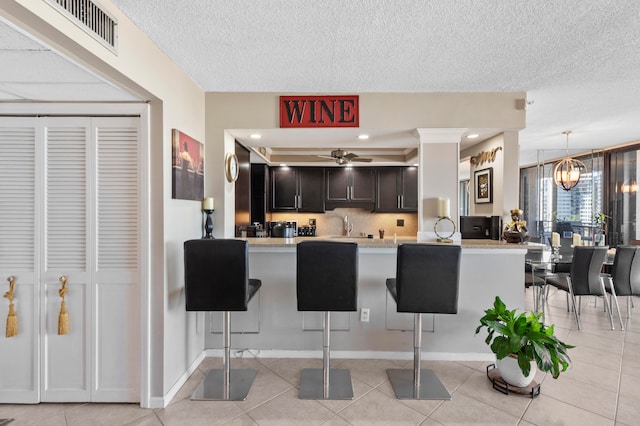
left=545, top=246, right=612, bottom=330
left=603, top=245, right=640, bottom=327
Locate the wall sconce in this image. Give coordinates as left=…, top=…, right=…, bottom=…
left=202, top=197, right=215, bottom=239
left=434, top=197, right=455, bottom=243
left=621, top=179, right=638, bottom=193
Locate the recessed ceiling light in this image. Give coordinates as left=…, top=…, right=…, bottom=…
left=280, top=164, right=287, bottom=167
left=467, top=134, right=479, bottom=139
left=358, top=134, right=369, bottom=140
left=250, top=133, right=262, bottom=139
left=412, top=163, right=419, bottom=167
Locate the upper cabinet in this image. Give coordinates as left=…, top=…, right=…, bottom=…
left=325, top=167, right=375, bottom=209
left=375, top=167, right=418, bottom=212
left=267, top=165, right=416, bottom=213
left=271, top=167, right=324, bottom=212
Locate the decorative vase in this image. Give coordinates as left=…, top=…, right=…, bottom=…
left=496, top=355, right=536, bottom=387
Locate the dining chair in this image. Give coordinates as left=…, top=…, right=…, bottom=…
left=603, top=245, right=640, bottom=326
left=545, top=246, right=612, bottom=330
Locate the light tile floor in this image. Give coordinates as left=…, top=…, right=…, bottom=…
left=2, top=287, right=639, bottom=425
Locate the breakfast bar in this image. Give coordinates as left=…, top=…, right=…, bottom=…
left=205, top=238, right=530, bottom=361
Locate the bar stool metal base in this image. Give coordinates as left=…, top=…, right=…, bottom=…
left=190, top=368, right=257, bottom=401
left=386, top=368, right=451, bottom=400
left=299, top=368, right=354, bottom=400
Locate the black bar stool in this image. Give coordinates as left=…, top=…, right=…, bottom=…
left=184, top=239, right=261, bottom=401
left=385, top=243, right=461, bottom=400
left=296, top=240, right=358, bottom=400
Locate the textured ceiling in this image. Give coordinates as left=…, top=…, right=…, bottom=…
left=2, top=1, right=640, bottom=166
left=108, top=0, right=640, bottom=165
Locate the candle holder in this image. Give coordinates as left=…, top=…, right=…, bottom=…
left=203, top=209, right=214, bottom=239
left=434, top=216, right=456, bottom=243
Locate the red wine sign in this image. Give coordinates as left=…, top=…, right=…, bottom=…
left=280, top=95, right=359, bottom=128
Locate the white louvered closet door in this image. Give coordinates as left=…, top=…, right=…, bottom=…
left=41, top=119, right=92, bottom=402
left=0, top=116, right=140, bottom=403
left=0, top=119, right=39, bottom=403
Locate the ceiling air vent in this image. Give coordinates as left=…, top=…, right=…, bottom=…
left=46, top=0, right=118, bottom=52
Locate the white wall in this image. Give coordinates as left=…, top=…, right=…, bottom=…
left=462, top=132, right=520, bottom=224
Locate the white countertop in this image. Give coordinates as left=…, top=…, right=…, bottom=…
left=240, top=236, right=544, bottom=250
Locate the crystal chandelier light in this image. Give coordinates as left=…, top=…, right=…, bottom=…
left=553, top=131, right=587, bottom=191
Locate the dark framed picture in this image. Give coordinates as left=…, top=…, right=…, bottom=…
left=171, top=129, right=204, bottom=201
left=474, top=167, right=493, bottom=204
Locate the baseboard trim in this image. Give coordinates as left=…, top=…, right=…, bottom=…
left=152, top=351, right=205, bottom=408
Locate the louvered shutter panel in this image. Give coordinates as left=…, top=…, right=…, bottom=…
left=97, top=127, right=138, bottom=269
left=0, top=128, right=36, bottom=270
left=46, top=127, right=87, bottom=270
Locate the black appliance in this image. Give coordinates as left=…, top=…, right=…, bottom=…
left=460, top=216, right=502, bottom=240
left=269, top=221, right=297, bottom=238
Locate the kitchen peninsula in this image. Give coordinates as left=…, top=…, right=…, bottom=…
left=205, top=237, right=530, bottom=361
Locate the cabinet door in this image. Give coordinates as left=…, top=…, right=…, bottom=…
left=297, top=168, right=324, bottom=212
left=271, top=167, right=297, bottom=211
left=325, top=168, right=350, bottom=201
left=400, top=167, right=418, bottom=211
left=376, top=168, right=400, bottom=211
left=350, top=168, right=375, bottom=202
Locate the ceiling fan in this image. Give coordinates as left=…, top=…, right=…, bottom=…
left=318, top=149, right=373, bottom=165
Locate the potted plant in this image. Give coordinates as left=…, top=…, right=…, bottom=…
left=475, top=296, right=574, bottom=387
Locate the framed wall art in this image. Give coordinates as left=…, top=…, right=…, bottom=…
left=474, top=167, right=493, bottom=204
left=171, top=129, right=204, bottom=201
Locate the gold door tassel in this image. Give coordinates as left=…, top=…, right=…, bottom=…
left=58, top=276, right=69, bottom=335
left=4, top=276, right=17, bottom=338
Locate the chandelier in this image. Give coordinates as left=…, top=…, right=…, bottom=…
left=553, top=131, right=587, bottom=191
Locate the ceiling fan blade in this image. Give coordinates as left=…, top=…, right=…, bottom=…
left=343, top=152, right=359, bottom=160
left=317, top=155, right=335, bottom=159
left=351, top=157, right=373, bottom=162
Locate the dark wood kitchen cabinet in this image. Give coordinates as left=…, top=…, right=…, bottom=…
left=325, top=167, right=375, bottom=209
left=375, top=167, right=418, bottom=212
left=270, top=167, right=324, bottom=212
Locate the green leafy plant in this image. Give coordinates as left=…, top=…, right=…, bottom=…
left=594, top=212, right=608, bottom=231
left=475, top=296, right=574, bottom=379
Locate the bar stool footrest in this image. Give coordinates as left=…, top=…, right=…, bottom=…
left=190, top=368, right=257, bottom=401
left=386, top=368, right=451, bottom=400
left=299, top=368, right=354, bottom=400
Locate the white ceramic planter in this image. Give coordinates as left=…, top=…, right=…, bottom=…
left=496, top=355, right=536, bottom=387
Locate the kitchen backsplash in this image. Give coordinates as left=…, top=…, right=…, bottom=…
left=271, top=208, right=418, bottom=237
